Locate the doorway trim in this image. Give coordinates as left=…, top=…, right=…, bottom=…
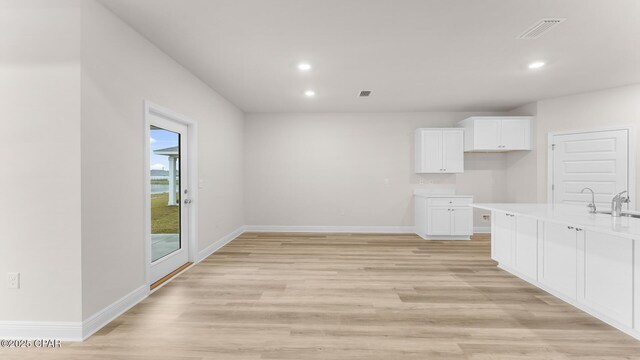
left=143, top=100, right=199, bottom=289
left=547, top=125, right=636, bottom=208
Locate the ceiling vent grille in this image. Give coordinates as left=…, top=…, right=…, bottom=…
left=359, top=90, right=372, bottom=97
left=517, top=18, right=565, bottom=39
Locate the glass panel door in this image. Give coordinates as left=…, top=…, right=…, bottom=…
left=148, top=116, right=190, bottom=286
left=150, top=126, right=181, bottom=262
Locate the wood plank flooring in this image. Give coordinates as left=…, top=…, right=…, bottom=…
left=3, top=232, right=640, bottom=359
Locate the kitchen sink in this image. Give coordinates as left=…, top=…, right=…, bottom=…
left=594, top=210, right=640, bottom=219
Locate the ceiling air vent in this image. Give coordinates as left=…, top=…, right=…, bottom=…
left=517, top=18, right=565, bottom=39
left=359, top=90, right=372, bottom=97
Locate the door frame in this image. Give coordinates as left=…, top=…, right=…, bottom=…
left=143, top=100, right=199, bottom=288
left=547, top=125, right=636, bottom=208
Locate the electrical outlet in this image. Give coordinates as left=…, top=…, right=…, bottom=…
left=482, top=215, right=491, bottom=222
left=7, top=272, right=19, bottom=289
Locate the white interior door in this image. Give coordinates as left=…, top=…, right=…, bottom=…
left=552, top=129, right=630, bottom=209
left=148, top=116, right=191, bottom=285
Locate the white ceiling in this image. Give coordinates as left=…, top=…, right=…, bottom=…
left=100, top=0, right=640, bottom=113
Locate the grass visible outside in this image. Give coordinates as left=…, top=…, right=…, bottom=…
left=151, top=192, right=180, bottom=234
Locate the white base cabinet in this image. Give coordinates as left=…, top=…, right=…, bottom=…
left=415, top=196, right=473, bottom=240
left=491, top=211, right=538, bottom=281
left=539, top=222, right=580, bottom=301
left=490, top=210, right=640, bottom=340
left=578, top=230, right=634, bottom=327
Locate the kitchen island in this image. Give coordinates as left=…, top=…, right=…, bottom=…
left=474, top=203, right=640, bottom=340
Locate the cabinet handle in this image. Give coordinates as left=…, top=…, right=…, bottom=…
left=568, top=226, right=575, bottom=230
left=576, top=228, right=583, bottom=231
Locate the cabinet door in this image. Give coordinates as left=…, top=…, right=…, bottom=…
left=427, top=208, right=451, bottom=235
left=501, top=119, right=531, bottom=150
left=539, top=222, right=577, bottom=300
left=492, top=211, right=514, bottom=265
left=514, top=216, right=538, bottom=280
left=473, top=119, right=501, bottom=150
left=450, top=207, right=472, bottom=235
left=442, top=129, right=464, bottom=173
left=577, top=230, right=633, bottom=327
left=416, top=130, right=443, bottom=173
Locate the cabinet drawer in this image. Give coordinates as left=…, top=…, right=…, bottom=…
left=427, top=197, right=472, bottom=207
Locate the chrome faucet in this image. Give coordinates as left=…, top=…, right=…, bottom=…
left=611, top=190, right=630, bottom=217
left=581, top=187, right=596, bottom=213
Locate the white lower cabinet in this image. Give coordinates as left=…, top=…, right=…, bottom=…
left=451, top=207, right=473, bottom=235
left=578, top=230, right=634, bottom=327
left=429, top=207, right=452, bottom=235
left=539, top=221, right=580, bottom=301
left=414, top=195, right=473, bottom=240
left=490, top=216, right=639, bottom=338
left=492, top=211, right=514, bottom=266
left=491, top=211, right=538, bottom=280
left=513, top=216, right=538, bottom=280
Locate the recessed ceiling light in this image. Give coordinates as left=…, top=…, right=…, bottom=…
left=528, top=61, right=546, bottom=69
left=298, top=63, right=312, bottom=71
left=304, top=90, right=316, bottom=97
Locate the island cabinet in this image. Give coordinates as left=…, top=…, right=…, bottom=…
left=539, top=222, right=580, bottom=301
left=578, top=230, right=634, bottom=327
left=491, top=211, right=538, bottom=281
left=486, top=206, right=639, bottom=339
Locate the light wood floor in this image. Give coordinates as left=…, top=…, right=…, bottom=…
left=4, top=233, right=640, bottom=359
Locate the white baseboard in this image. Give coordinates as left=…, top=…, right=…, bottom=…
left=474, top=226, right=491, bottom=233
left=82, top=284, right=149, bottom=340
left=197, top=225, right=247, bottom=262
left=0, top=321, right=82, bottom=341
left=245, top=225, right=416, bottom=233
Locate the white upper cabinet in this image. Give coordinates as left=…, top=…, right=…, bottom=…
left=414, top=128, right=464, bottom=173
left=457, top=116, right=532, bottom=152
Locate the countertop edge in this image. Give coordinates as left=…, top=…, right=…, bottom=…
left=473, top=203, right=640, bottom=241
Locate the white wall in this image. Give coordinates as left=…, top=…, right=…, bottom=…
left=245, top=112, right=509, bottom=229
left=533, top=84, right=640, bottom=205
left=0, top=0, right=82, bottom=322
left=80, top=1, right=244, bottom=319
left=505, top=102, right=538, bottom=203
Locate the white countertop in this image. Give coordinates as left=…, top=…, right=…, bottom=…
left=414, top=194, right=473, bottom=199
left=473, top=203, right=640, bottom=240
left=412, top=188, right=472, bottom=199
